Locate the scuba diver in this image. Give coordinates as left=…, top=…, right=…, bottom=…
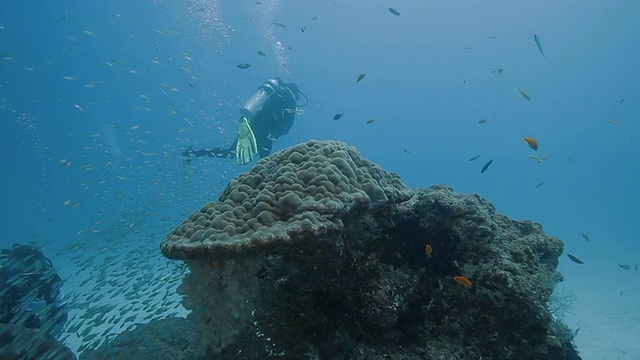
left=0, top=243, right=68, bottom=336
left=182, top=77, right=307, bottom=165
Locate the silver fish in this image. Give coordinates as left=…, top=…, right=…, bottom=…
left=534, top=34, right=545, bottom=58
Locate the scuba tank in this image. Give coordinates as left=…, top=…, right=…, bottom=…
left=240, top=78, right=281, bottom=121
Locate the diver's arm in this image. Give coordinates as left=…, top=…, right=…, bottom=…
left=40, top=271, right=68, bottom=335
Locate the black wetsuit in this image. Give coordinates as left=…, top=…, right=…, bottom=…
left=0, top=244, right=67, bottom=334
left=183, top=79, right=299, bottom=160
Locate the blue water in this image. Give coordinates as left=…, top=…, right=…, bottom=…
left=1, top=0, right=639, bottom=358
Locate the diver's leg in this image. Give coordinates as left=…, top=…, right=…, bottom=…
left=257, top=138, right=273, bottom=158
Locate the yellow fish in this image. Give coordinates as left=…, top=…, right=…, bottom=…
left=604, top=118, right=621, bottom=126
left=523, top=137, right=538, bottom=151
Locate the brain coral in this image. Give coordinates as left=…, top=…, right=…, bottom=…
left=161, top=140, right=412, bottom=260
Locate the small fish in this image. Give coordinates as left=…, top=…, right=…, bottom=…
left=574, top=327, right=580, bottom=337
left=310, top=16, right=319, bottom=21
left=257, top=50, right=266, bottom=57
left=388, top=8, right=401, bottom=16
left=272, top=22, right=286, bottom=28
left=528, top=154, right=547, bottom=163
left=581, top=233, right=591, bottom=242
left=518, top=88, right=532, bottom=101
left=478, top=119, right=488, bottom=124
left=425, top=244, right=433, bottom=258
left=618, top=264, right=631, bottom=270
left=619, top=99, right=624, bottom=104
left=454, top=276, right=472, bottom=287
left=237, top=63, right=251, bottom=69
left=301, top=26, right=306, bottom=33
left=534, top=34, right=545, bottom=58
left=492, top=68, right=504, bottom=74
left=480, top=160, right=493, bottom=174
left=468, top=155, right=481, bottom=162
left=402, top=148, right=410, bottom=154
left=356, top=73, right=366, bottom=82
left=523, top=137, right=538, bottom=151
left=332, top=113, right=344, bottom=121
left=619, top=290, right=624, bottom=297
left=567, top=254, right=584, bottom=264
left=366, top=119, right=375, bottom=124
left=635, top=263, right=640, bottom=271
left=533, top=182, right=544, bottom=190
left=604, top=118, right=621, bottom=126
left=63, top=199, right=71, bottom=206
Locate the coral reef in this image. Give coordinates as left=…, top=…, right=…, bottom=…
left=155, top=140, right=580, bottom=359
left=162, top=140, right=411, bottom=261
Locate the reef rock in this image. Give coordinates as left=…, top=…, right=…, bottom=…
left=0, top=324, right=76, bottom=360
left=79, top=317, right=193, bottom=360
left=160, top=140, right=581, bottom=360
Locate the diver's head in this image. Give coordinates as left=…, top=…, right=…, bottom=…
left=7, top=243, right=52, bottom=270
left=285, top=82, right=300, bottom=100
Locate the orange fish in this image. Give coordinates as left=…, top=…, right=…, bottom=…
left=523, top=137, right=538, bottom=151
left=425, top=244, right=433, bottom=258
left=454, top=276, right=472, bottom=287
